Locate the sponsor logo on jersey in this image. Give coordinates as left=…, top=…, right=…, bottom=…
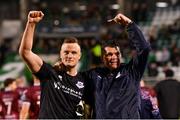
left=76, top=81, right=84, bottom=89
left=54, top=81, right=83, bottom=98
left=54, top=82, right=60, bottom=89
left=58, top=75, right=62, bottom=81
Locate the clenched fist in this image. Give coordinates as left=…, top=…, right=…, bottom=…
left=108, top=13, right=132, bottom=26
left=28, top=11, right=44, bottom=23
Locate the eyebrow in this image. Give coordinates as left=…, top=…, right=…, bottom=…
left=64, top=50, right=78, bottom=53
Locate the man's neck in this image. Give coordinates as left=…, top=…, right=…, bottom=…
left=66, top=67, right=78, bottom=76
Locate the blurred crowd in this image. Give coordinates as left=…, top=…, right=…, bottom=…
left=0, top=1, right=180, bottom=78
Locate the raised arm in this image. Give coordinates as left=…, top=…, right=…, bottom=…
left=19, top=11, right=44, bottom=73
left=108, top=13, right=150, bottom=51
left=20, top=102, right=30, bottom=119
left=109, top=13, right=151, bottom=79
left=108, top=13, right=132, bottom=26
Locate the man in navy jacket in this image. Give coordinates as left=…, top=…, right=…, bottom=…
left=86, top=13, right=151, bottom=119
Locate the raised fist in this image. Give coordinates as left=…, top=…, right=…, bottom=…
left=28, top=11, right=44, bottom=23
left=108, top=13, right=132, bottom=26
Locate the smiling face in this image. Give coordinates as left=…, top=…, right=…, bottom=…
left=60, top=43, right=81, bottom=68
left=103, top=46, right=121, bottom=70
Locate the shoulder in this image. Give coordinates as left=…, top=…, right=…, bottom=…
left=42, top=62, right=54, bottom=71
left=81, top=67, right=102, bottom=77
left=156, top=80, right=170, bottom=86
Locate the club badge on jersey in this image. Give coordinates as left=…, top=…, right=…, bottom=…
left=76, top=81, right=84, bottom=89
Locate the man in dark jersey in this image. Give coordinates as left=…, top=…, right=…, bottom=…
left=86, top=13, right=151, bottom=119
left=0, top=78, right=20, bottom=119
left=19, top=11, right=88, bottom=119
left=20, top=75, right=41, bottom=119
left=154, top=68, right=180, bottom=119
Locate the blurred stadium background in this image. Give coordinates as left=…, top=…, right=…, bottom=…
left=0, top=0, right=180, bottom=87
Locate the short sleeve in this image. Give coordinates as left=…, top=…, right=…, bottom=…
left=33, top=61, right=53, bottom=82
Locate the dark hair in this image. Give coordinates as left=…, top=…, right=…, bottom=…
left=4, top=78, right=15, bottom=87
left=164, top=69, right=174, bottom=77
left=63, top=37, right=79, bottom=44
left=101, top=40, right=120, bottom=55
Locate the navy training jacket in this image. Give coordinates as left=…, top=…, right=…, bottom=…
left=87, top=22, right=151, bottom=119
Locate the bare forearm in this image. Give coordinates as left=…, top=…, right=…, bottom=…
left=20, top=110, right=28, bottom=119
left=19, top=21, right=36, bottom=56
left=20, top=103, right=30, bottom=119
left=19, top=11, right=44, bottom=73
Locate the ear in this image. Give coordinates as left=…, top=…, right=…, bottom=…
left=79, top=52, right=82, bottom=60
left=59, top=51, right=62, bottom=60
left=101, top=54, right=105, bottom=63
left=59, top=57, right=62, bottom=62
left=119, top=52, right=122, bottom=58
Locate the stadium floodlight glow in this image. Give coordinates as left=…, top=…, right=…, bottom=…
left=110, top=4, right=120, bottom=10
left=156, top=2, right=168, bottom=8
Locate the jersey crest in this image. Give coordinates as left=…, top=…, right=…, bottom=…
left=76, top=81, right=84, bottom=89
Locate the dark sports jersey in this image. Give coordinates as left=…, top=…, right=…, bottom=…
left=154, top=79, right=180, bottom=118
left=34, top=62, right=86, bottom=119
left=0, top=90, right=20, bottom=119
left=87, top=23, right=151, bottom=119
left=17, top=87, right=28, bottom=96
left=21, top=85, right=41, bottom=119
left=140, top=87, right=161, bottom=119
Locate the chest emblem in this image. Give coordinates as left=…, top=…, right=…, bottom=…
left=76, top=81, right=84, bottom=89
left=116, top=72, right=121, bottom=78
